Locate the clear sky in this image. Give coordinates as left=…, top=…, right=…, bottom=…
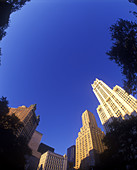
left=0, top=0, right=137, bottom=155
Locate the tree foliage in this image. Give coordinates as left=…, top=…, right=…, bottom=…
left=107, top=19, right=137, bottom=95
left=99, top=116, right=137, bottom=170
left=106, top=0, right=137, bottom=95
left=0, top=0, right=31, bottom=40
left=0, top=96, right=9, bottom=115
left=0, top=96, right=32, bottom=169
left=1, top=0, right=31, bottom=12
left=0, top=0, right=31, bottom=62
left=129, top=0, right=137, bottom=5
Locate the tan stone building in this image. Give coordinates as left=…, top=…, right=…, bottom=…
left=75, top=110, right=106, bottom=170
left=8, top=104, right=40, bottom=142
left=92, top=78, right=137, bottom=132
left=37, top=151, right=67, bottom=170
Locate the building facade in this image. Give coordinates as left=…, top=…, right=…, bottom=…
left=27, top=130, right=43, bottom=170
left=67, top=145, right=75, bottom=170
left=8, top=104, right=40, bottom=143
left=92, top=78, right=137, bottom=132
left=75, top=110, right=106, bottom=170
left=37, top=151, right=67, bottom=170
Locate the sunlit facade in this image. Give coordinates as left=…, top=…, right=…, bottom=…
left=8, top=104, right=40, bottom=142
left=75, top=110, right=106, bottom=170
left=92, top=79, right=137, bottom=132
left=37, top=151, right=67, bottom=170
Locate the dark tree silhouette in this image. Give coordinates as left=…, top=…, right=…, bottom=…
left=99, top=117, right=137, bottom=170
left=0, top=96, right=9, bottom=115
left=106, top=19, right=137, bottom=95
left=0, top=0, right=31, bottom=64
left=106, top=1, right=137, bottom=95
left=129, top=0, right=137, bottom=5
left=0, top=96, right=32, bottom=170
left=4, top=0, right=31, bottom=12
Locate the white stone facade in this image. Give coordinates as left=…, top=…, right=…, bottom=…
left=92, top=79, right=137, bottom=132
left=37, top=151, right=67, bottom=170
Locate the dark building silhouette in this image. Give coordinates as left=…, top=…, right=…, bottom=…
left=67, top=145, right=75, bottom=170
left=38, top=143, right=55, bottom=155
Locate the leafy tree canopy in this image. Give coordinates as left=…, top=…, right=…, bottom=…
left=129, top=0, right=137, bottom=5
left=0, top=96, right=9, bottom=115
left=0, top=0, right=31, bottom=39
left=4, top=0, right=31, bottom=12
left=107, top=19, right=137, bottom=95
left=99, top=116, right=137, bottom=170
left=0, top=97, right=32, bottom=169
left=0, top=0, right=31, bottom=62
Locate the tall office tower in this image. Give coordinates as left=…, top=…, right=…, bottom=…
left=37, top=151, right=67, bottom=170
left=75, top=110, right=106, bottom=170
left=92, top=78, right=137, bottom=132
left=67, top=145, right=75, bottom=170
left=8, top=104, right=40, bottom=143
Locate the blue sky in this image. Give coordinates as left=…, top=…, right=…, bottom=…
left=0, top=0, right=137, bottom=155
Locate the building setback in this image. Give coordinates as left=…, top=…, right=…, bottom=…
left=8, top=104, right=40, bottom=143
left=37, top=151, right=67, bottom=170
left=67, top=145, right=75, bottom=170
left=92, top=79, right=137, bottom=132
left=75, top=110, right=106, bottom=170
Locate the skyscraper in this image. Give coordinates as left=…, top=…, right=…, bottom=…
left=8, top=104, right=40, bottom=143
left=75, top=110, right=105, bottom=170
left=67, top=145, right=75, bottom=170
left=92, top=78, right=137, bottom=132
